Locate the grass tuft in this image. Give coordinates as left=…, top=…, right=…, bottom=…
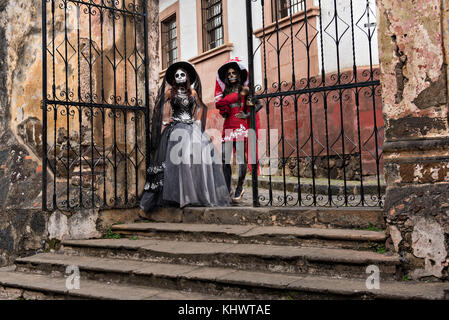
left=402, top=275, right=412, bottom=282
left=104, top=227, right=122, bottom=239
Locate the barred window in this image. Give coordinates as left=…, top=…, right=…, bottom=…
left=161, top=15, right=178, bottom=69
left=272, top=0, right=304, bottom=21
left=201, top=0, right=224, bottom=52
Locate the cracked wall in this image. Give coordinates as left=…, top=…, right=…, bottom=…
left=379, top=0, right=449, bottom=280
left=379, top=0, right=449, bottom=140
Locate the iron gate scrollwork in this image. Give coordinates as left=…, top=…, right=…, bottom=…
left=246, top=0, right=384, bottom=207
left=42, top=0, right=150, bottom=210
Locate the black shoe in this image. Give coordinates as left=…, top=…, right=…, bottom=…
left=232, top=188, right=245, bottom=203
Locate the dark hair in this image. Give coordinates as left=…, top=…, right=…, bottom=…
left=169, top=68, right=192, bottom=101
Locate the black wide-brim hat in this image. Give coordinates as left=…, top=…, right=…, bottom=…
left=217, top=61, right=248, bottom=84
left=165, top=61, right=198, bottom=86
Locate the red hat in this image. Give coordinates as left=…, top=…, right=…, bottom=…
left=214, top=57, right=250, bottom=102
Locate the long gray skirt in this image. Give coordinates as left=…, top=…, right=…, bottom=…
left=140, top=121, right=230, bottom=213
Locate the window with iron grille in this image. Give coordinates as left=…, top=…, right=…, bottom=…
left=161, top=15, right=178, bottom=69
left=272, top=0, right=304, bottom=21
left=201, top=0, right=224, bottom=52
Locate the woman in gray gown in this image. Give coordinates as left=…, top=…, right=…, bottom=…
left=140, top=62, right=230, bottom=213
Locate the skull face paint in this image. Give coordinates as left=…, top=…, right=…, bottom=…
left=175, top=69, right=187, bottom=84
left=227, top=68, right=238, bottom=84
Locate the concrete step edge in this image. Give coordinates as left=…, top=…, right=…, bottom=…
left=183, top=206, right=384, bottom=212
left=0, top=269, right=218, bottom=300
left=60, top=239, right=400, bottom=265
left=111, top=222, right=386, bottom=242
left=14, top=254, right=447, bottom=300
left=146, top=206, right=385, bottom=230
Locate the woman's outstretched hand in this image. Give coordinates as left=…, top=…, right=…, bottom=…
left=236, top=111, right=250, bottom=119
left=240, top=86, right=250, bottom=96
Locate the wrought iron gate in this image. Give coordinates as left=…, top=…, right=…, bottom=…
left=245, top=0, right=384, bottom=207
left=42, top=0, right=150, bottom=210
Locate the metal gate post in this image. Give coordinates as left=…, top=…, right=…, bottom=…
left=246, top=0, right=259, bottom=207
left=143, top=0, right=151, bottom=174
left=42, top=0, right=48, bottom=211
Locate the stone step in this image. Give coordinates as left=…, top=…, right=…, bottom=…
left=14, top=254, right=449, bottom=300
left=60, top=238, right=400, bottom=280
left=232, top=175, right=386, bottom=196
left=148, top=206, right=385, bottom=230
left=0, top=266, right=217, bottom=300
left=72, top=169, right=104, bottom=176
left=227, top=183, right=384, bottom=207
left=79, top=158, right=106, bottom=166
left=111, top=222, right=386, bottom=250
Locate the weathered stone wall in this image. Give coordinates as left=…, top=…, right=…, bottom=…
left=0, top=0, right=159, bottom=266
left=0, top=0, right=47, bottom=266
left=378, top=0, right=449, bottom=280
left=378, top=1, right=449, bottom=139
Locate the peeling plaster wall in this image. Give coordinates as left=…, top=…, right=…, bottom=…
left=411, top=217, right=447, bottom=279
left=379, top=0, right=449, bottom=280
left=0, top=0, right=159, bottom=266
left=378, top=0, right=449, bottom=140
left=0, top=0, right=48, bottom=267
left=385, top=183, right=449, bottom=279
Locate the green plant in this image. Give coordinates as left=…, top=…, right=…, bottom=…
left=104, top=227, right=122, bottom=239
left=284, top=292, right=295, bottom=300
left=129, top=236, right=139, bottom=240
left=45, top=238, right=61, bottom=252
left=402, top=275, right=412, bottom=282
left=356, top=223, right=380, bottom=232
left=367, top=223, right=380, bottom=232
left=376, top=245, right=386, bottom=254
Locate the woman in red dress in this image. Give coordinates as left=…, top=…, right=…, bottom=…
left=215, top=59, right=261, bottom=203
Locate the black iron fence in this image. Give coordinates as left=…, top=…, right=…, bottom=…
left=246, top=0, right=384, bottom=207
left=42, top=0, right=150, bottom=210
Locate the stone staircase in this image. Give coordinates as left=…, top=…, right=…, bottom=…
left=1, top=207, right=449, bottom=300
